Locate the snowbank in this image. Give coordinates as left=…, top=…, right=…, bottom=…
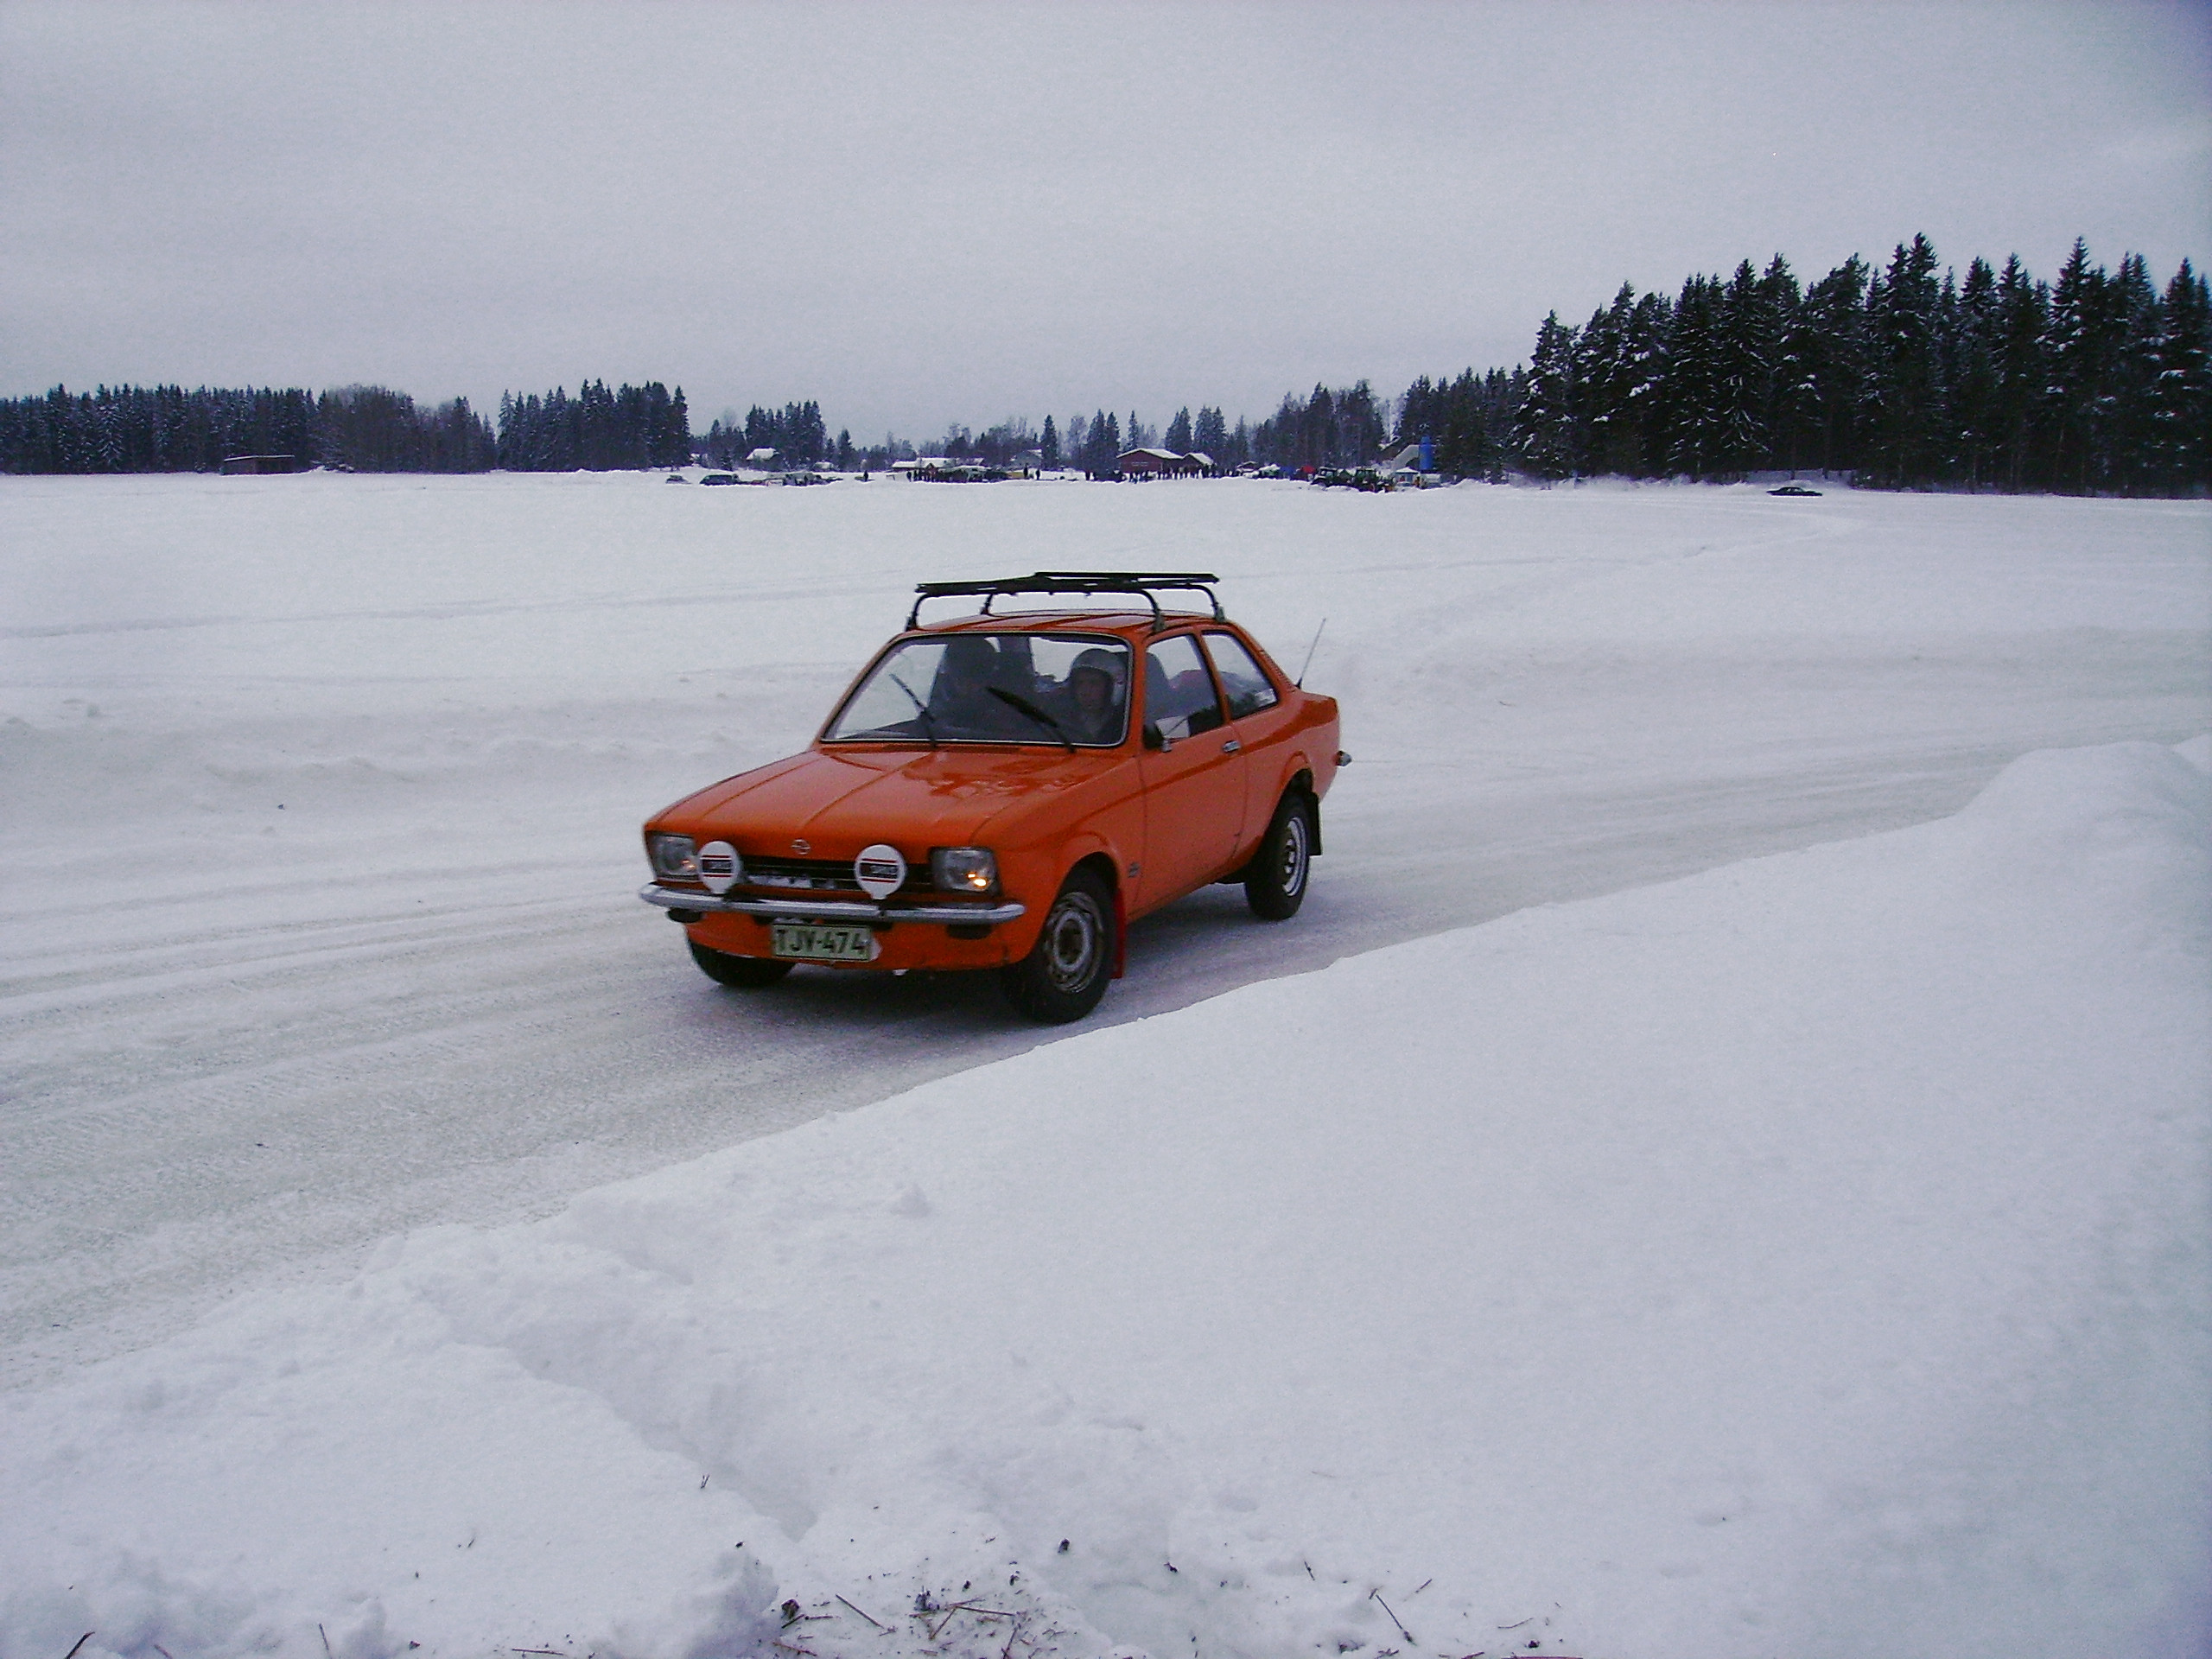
left=3, top=737, right=2205, bottom=1659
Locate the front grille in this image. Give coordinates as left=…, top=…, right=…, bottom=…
left=738, top=855, right=933, bottom=897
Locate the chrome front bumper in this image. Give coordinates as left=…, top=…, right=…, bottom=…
left=639, top=884, right=1027, bottom=925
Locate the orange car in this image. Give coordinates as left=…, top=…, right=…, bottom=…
left=639, top=572, right=1345, bottom=1021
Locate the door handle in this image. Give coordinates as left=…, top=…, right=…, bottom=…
left=1221, top=738, right=1242, bottom=753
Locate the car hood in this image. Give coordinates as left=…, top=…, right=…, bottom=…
left=667, top=745, right=1118, bottom=855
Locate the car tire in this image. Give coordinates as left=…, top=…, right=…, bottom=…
left=1001, top=868, right=1116, bottom=1024
left=1244, top=791, right=1313, bottom=920
left=688, top=939, right=795, bottom=988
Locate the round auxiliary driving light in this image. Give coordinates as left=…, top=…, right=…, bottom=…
left=697, top=841, right=741, bottom=895
left=854, top=842, right=907, bottom=899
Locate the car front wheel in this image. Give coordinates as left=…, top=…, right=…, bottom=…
left=688, top=939, right=795, bottom=988
left=1001, top=868, right=1116, bottom=1023
left=1244, top=791, right=1313, bottom=920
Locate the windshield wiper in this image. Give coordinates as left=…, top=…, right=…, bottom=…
left=887, top=674, right=940, bottom=748
left=988, top=685, right=1077, bottom=753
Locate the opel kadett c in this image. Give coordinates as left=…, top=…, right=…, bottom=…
left=639, top=572, right=1345, bottom=1022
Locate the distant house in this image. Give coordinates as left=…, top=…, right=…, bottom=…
left=746, top=447, right=779, bottom=467
left=218, top=454, right=301, bottom=475
left=1116, top=447, right=1203, bottom=478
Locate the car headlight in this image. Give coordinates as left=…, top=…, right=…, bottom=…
left=931, top=846, right=999, bottom=895
left=647, top=833, right=699, bottom=880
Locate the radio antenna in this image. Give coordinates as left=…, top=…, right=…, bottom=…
left=1296, top=617, right=1327, bottom=687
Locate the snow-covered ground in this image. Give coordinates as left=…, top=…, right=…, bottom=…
left=2, top=474, right=2208, bottom=1656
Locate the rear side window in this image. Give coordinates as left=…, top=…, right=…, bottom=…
left=1201, top=632, right=1281, bottom=719
left=1143, top=633, right=1227, bottom=740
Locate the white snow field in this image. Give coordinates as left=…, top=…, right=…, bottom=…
left=2, top=474, right=2208, bottom=1657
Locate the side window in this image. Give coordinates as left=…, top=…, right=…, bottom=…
left=1143, top=633, right=1227, bottom=740
left=1201, top=632, right=1281, bottom=720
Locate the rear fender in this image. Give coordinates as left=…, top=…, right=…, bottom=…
left=1271, top=763, right=1322, bottom=854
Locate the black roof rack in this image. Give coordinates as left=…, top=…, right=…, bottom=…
left=907, top=570, right=1224, bottom=631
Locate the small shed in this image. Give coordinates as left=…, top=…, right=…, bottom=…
left=219, top=454, right=301, bottom=475
left=746, top=447, right=779, bottom=467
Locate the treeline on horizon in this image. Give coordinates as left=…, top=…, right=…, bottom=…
left=0, top=385, right=500, bottom=475
left=1500, top=234, right=2209, bottom=493
left=3, top=237, right=2203, bottom=494
left=0, top=379, right=690, bottom=476
left=1116, top=235, right=2205, bottom=494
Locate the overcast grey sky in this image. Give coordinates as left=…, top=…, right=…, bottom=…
left=4, top=1, right=2207, bottom=441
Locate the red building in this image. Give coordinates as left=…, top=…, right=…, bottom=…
left=1116, top=447, right=1204, bottom=478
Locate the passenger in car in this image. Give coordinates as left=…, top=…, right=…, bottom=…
left=1065, top=647, right=1127, bottom=744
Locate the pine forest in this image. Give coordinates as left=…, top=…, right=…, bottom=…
left=2, top=238, right=2203, bottom=495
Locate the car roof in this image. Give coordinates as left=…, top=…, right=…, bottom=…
left=906, top=608, right=1230, bottom=642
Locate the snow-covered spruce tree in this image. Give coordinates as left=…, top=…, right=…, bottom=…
left=1515, top=311, right=1581, bottom=479
left=1571, top=284, right=1638, bottom=478
left=1860, top=234, right=1948, bottom=487
left=1707, top=259, right=1779, bottom=478
left=1193, top=405, right=1227, bottom=461
left=2148, top=259, right=2211, bottom=492
left=1658, top=276, right=1724, bottom=477
left=1989, top=256, right=2051, bottom=490
left=1945, top=257, right=2005, bottom=490
left=2045, top=238, right=2119, bottom=492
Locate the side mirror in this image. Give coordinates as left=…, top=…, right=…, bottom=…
left=1142, top=722, right=1171, bottom=752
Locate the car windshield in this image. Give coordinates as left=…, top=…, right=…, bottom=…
left=824, top=633, right=1133, bottom=747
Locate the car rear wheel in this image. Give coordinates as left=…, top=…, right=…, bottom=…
left=688, top=939, right=795, bottom=988
left=1244, top=791, right=1313, bottom=920
left=1001, top=868, right=1116, bottom=1023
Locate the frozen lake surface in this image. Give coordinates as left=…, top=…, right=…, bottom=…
left=0, top=474, right=2206, bottom=1658
left=3, top=473, right=2205, bottom=1383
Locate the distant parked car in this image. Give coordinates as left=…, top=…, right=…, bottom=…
left=639, top=573, right=1346, bottom=1022
left=1768, top=483, right=1823, bottom=496
left=700, top=473, right=741, bottom=486
left=918, top=464, right=1009, bottom=483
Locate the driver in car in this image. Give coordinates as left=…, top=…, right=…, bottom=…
left=930, top=636, right=1023, bottom=737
